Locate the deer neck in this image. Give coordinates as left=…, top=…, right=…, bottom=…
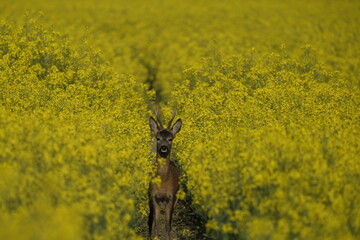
left=156, top=155, right=170, bottom=177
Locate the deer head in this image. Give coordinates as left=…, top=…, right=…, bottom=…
left=149, top=112, right=182, bottom=158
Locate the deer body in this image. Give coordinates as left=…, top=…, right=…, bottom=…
left=148, top=115, right=182, bottom=240
left=152, top=160, right=180, bottom=201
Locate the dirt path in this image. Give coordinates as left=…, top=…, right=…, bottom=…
left=138, top=199, right=209, bottom=240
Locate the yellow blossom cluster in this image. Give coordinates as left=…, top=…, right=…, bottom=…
left=1, top=0, right=359, bottom=99
left=0, top=21, right=153, bottom=239
left=169, top=53, right=360, bottom=239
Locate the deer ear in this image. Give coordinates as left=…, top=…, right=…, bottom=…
left=171, top=119, right=182, bottom=135
left=149, top=117, right=159, bottom=133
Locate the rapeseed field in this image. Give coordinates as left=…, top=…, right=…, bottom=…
left=0, top=0, right=359, bottom=239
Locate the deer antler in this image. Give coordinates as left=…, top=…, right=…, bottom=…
left=167, top=111, right=176, bottom=129
left=155, top=108, right=164, bottom=129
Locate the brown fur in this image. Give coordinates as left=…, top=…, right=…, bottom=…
left=148, top=116, right=182, bottom=240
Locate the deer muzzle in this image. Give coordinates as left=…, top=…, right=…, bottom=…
left=160, top=145, right=168, bottom=153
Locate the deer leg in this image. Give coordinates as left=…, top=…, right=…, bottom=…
left=165, top=197, right=176, bottom=240
left=148, top=197, right=154, bottom=239
left=154, top=200, right=161, bottom=238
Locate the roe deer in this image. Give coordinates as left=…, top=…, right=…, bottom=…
left=148, top=112, right=182, bottom=240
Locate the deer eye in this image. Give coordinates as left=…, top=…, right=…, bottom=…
left=169, top=138, right=173, bottom=142
left=156, top=138, right=160, bottom=141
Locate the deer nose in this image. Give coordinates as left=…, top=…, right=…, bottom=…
left=160, top=146, right=168, bottom=153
